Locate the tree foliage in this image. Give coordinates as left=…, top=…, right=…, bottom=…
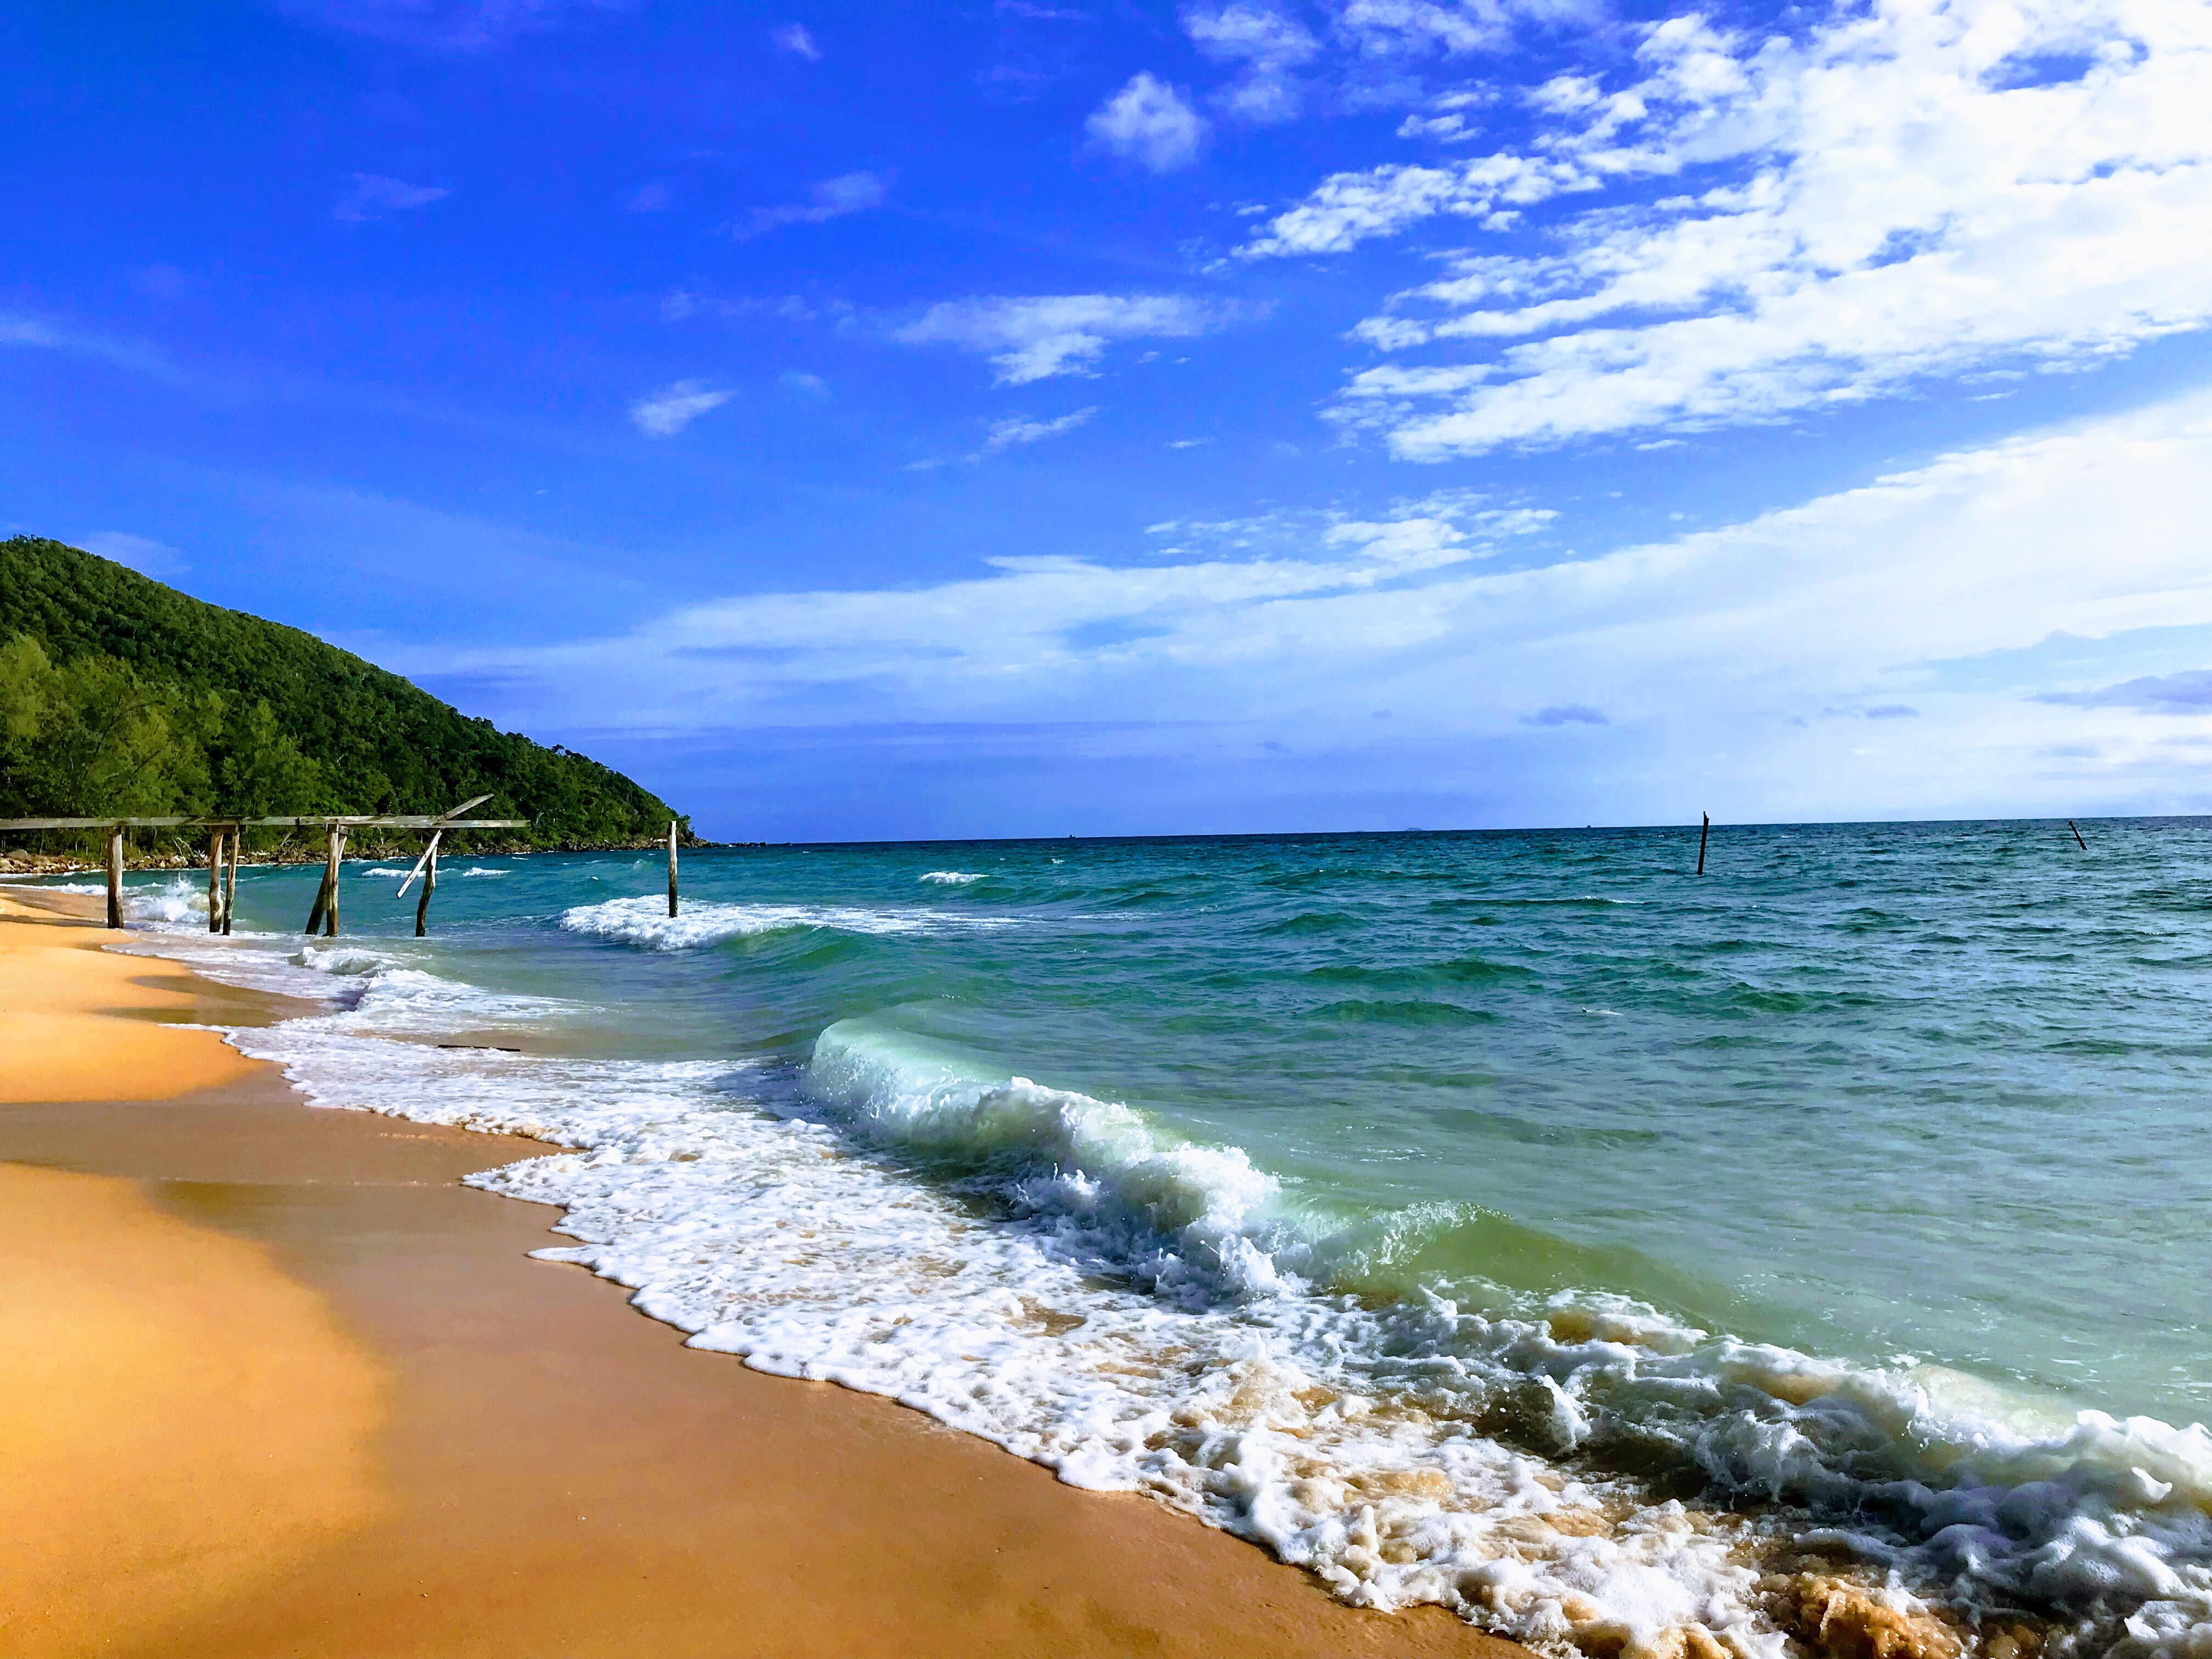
left=0, top=536, right=681, bottom=847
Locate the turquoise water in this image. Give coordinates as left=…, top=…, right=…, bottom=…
left=78, top=819, right=2212, bottom=1652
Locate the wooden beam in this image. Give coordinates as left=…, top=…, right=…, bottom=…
left=0, top=816, right=526, bottom=831
left=395, top=830, right=440, bottom=899
left=207, top=829, right=223, bottom=933
left=668, top=820, right=679, bottom=919
left=222, top=832, right=236, bottom=936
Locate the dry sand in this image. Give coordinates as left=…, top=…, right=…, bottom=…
left=0, top=889, right=1515, bottom=1659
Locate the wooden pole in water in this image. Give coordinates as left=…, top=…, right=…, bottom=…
left=303, top=845, right=329, bottom=934
left=222, top=831, right=237, bottom=935
left=207, top=828, right=224, bottom=932
left=1696, top=811, right=1711, bottom=877
left=2069, top=819, right=2087, bottom=851
left=668, top=820, right=680, bottom=918
left=414, top=831, right=440, bottom=938
left=105, top=825, right=125, bottom=930
left=325, top=825, right=345, bottom=937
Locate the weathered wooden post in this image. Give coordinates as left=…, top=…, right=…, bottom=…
left=668, top=820, right=680, bottom=918
left=403, top=830, right=442, bottom=938
left=304, top=837, right=329, bottom=934
left=222, top=831, right=237, bottom=935
left=207, top=828, right=224, bottom=932
left=1696, top=812, right=1711, bottom=877
left=105, top=824, right=125, bottom=930
left=2069, top=819, right=2087, bottom=851
left=304, top=823, right=345, bottom=935
left=325, top=825, right=345, bottom=937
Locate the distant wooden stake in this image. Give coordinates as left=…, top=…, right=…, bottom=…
left=414, top=832, right=441, bottom=938
left=1696, top=811, right=1711, bottom=877
left=207, top=829, right=224, bottom=933
left=2069, top=819, right=2087, bottom=851
left=222, top=833, right=237, bottom=936
left=106, top=825, right=125, bottom=930
left=668, top=820, right=680, bottom=919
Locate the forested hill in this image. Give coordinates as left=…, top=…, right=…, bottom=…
left=0, top=535, right=681, bottom=848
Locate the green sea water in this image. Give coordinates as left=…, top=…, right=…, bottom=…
left=86, top=816, right=2212, bottom=1651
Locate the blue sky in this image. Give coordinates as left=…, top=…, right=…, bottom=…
left=7, top=0, right=2211, bottom=840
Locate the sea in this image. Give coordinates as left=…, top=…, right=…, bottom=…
left=44, top=820, right=2212, bottom=1657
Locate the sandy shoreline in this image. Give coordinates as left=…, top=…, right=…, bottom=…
left=0, top=888, right=1513, bottom=1658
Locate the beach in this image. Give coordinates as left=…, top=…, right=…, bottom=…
left=11, top=823, right=2212, bottom=1659
left=0, top=887, right=1508, bottom=1658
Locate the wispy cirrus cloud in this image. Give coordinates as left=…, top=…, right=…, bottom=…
left=982, top=407, right=1098, bottom=454
left=771, top=22, right=820, bottom=58
left=334, top=172, right=449, bottom=223
left=906, top=406, right=1101, bottom=470
left=0, top=311, right=177, bottom=379
left=732, top=171, right=889, bottom=239
left=2040, top=672, right=2212, bottom=713
left=629, top=380, right=732, bottom=437
left=1242, top=0, right=2212, bottom=458
left=286, top=0, right=633, bottom=50
left=893, top=294, right=1239, bottom=383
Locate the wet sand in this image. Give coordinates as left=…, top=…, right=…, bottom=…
left=0, top=889, right=1514, bottom=1658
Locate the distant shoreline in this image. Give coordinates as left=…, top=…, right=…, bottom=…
left=0, top=837, right=758, bottom=880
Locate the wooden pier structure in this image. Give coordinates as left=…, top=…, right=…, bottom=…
left=0, top=798, right=525, bottom=935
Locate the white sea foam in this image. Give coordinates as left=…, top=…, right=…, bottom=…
left=559, top=893, right=1017, bottom=950
left=919, top=870, right=984, bottom=884
left=100, top=901, right=2212, bottom=1658
left=335, top=862, right=504, bottom=879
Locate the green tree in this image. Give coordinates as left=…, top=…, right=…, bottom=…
left=219, top=699, right=325, bottom=816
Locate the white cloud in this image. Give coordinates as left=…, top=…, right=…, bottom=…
left=733, top=171, right=889, bottom=239
left=0, top=312, right=174, bottom=379
left=982, top=407, right=1099, bottom=453
left=1330, top=0, right=1601, bottom=57
left=893, top=294, right=1234, bottom=383
left=1085, top=72, right=1210, bottom=171
left=771, top=21, right=820, bottom=58
left=907, top=407, right=1101, bottom=470
left=1396, top=111, right=1479, bottom=140
left=629, top=380, right=732, bottom=437
left=1240, top=153, right=1580, bottom=255
left=1248, top=0, right=2212, bottom=456
left=401, top=387, right=2212, bottom=821
left=1184, top=4, right=1320, bottom=123
left=333, top=173, right=449, bottom=223
left=624, top=180, right=673, bottom=212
